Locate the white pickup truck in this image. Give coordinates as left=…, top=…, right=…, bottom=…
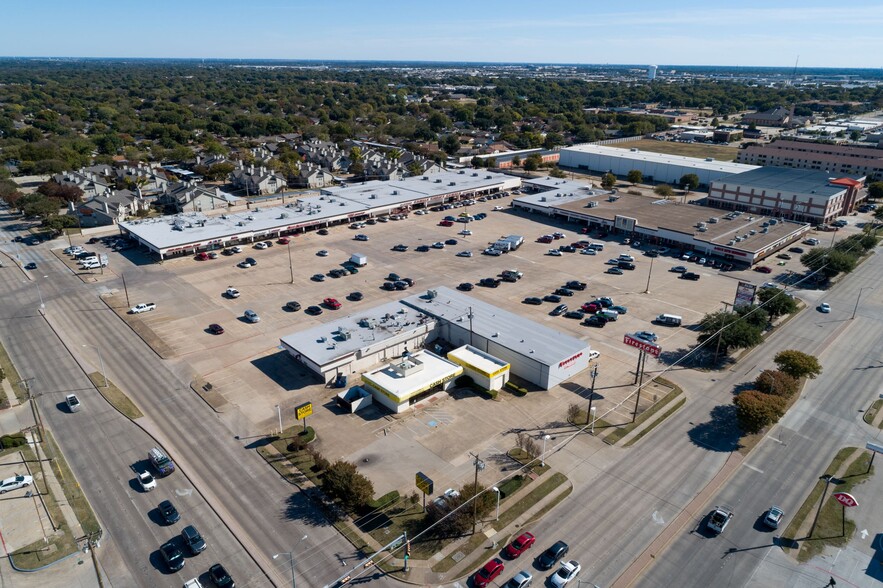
left=130, top=302, right=156, bottom=314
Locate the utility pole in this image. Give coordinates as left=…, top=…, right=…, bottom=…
left=470, top=453, right=485, bottom=534
left=644, top=254, right=654, bottom=294
left=633, top=351, right=647, bottom=423
left=587, top=364, right=599, bottom=430
left=287, top=241, right=294, bottom=284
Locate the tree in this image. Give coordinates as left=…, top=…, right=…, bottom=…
left=698, top=310, right=764, bottom=355
left=38, top=181, right=84, bottom=203
left=43, top=214, right=78, bottom=233
left=754, top=369, right=798, bottom=398
left=868, top=181, right=883, bottom=201
left=774, top=350, right=822, bottom=380
left=549, top=167, right=566, bottom=178
left=801, top=247, right=858, bottom=278
left=20, top=194, right=64, bottom=220
left=756, top=287, right=797, bottom=317
left=512, top=155, right=521, bottom=167
left=627, top=169, right=643, bottom=185
left=654, top=184, right=674, bottom=197
left=523, top=154, right=542, bottom=171
left=439, top=134, right=460, bottom=156
left=205, top=162, right=235, bottom=182
left=348, top=161, right=365, bottom=177
left=601, top=173, right=616, bottom=189
left=471, top=156, right=484, bottom=168
left=734, top=390, right=786, bottom=434
left=680, top=173, right=700, bottom=192
left=735, top=304, right=769, bottom=329
left=349, top=146, right=363, bottom=163
left=850, top=130, right=862, bottom=141
left=321, top=460, right=374, bottom=511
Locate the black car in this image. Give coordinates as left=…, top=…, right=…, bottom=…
left=221, top=248, right=235, bottom=256
left=565, top=281, right=587, bottom=291
left=160, top=540, right=185, bottom=571
left=306, top=305, right=323, bottom=315
left=458, top=282, right=474, bottom=291
left=24, top=262, right=38, bottom=270
left=681, top=272, right=701, bottom=281
left=311, top=273, right=325, bottom=282
left=387, top=273, right=401, bottom=282
left=394, top=281, right=409, bottom=290
left=402, top=277, right=415, bottom=287
left=645, top=250, right=659, bottom=257
left=618, top=261, right=635, bottom=270
left=559, top=245, right=576, bottom=253
left=416, top=245, right=430, bottom=252
left=554, top=288, right=574, bottom=297
left=181, top=525, right=206, bottom=555
left=329, top=269, right=346, bottom=278
left=392, top=244, right=408, bottom=252
left=789, top=247, right=805, bottom=254
left=285, top=301, right=301, bottom=312
left=583, top=316, right=607, bottom=328
left=564, top=310, right=585, bottom=320
left=522, top=297, right=543, bottom=305
left=245, top=257, right=257, bottom=266
left=382, top=281, right=396, bottom=290
left=158, top=500, right=180, bottom=525
left=594, top=297, right=614, bottom=307
left=317, top=228, right=329, bottom=235
left=445, top=238, right=458, bottom=246
left=209, top=563, right=235, bottom=588
left=550, top=304, right=568, bottom=316
left=543, top=294, right=562, bottom=303
left=348, top=291, right=363, bottom=301
left=480, top=278, right=500, bottom=288
left=537, top=541, right=569, bottom=570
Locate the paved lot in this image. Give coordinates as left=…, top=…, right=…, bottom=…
left=59, top=191, right=878, bottom=497
left=0, top=453, right=47, bottom=552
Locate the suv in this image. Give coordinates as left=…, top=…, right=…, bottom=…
left=480, top=278, right=501, bottom=288
left=537, top=541, right=569, bottom=570
left=681, top=272, right=700, bottom=281
left=182, top=525, right=207, bottom=554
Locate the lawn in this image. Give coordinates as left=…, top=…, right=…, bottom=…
left=88, top=372, right=143, bottom=420
left=611, top=139, right=740, bottom=162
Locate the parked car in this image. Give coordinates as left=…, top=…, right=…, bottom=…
left=311, top=274, right=325, bottom=282
left=457, top=250, right=473, bottom=257
left=254, top=241, right=268, bottom=250
left=544, top=294, right=562, bottom=303
left=432, top=242, right=446, bottom=249
left=681, top=272, right=700, bottom=281
left=317, top=250, right=329, bottom=257
left=754, top=266, right=773, bottom=273
left=537, top=541, right=569, bottom=570
left=160, top=540, right=185, bottom=571
left=609, top=305, right=628, bottom=314
left=671, top=266, right=687, bottom=273
left=130, top=302, right=156, bottom=314
left=550, top=304, right=568, bottom=316
left=474, top=559, right=505, bottom=588
left=480, top=278, right=501, bottom=288
left=208, top=323, right=225, bottom=335
left=416, top=245, right=431, bottom=252
left=323, top=298, right=342, bottom=310
left=355, top=234, right=369, bottom=241
left=225, top=287, right=240, bottom=298
left=565, top=281, right=586, bottom=291
left=348, top=292, right=363, bottom=301
left=564, top=310, right=585, bottom=320
left=445, top=238, right=458, bottom=246
left=776, top=253, right=792, bottom=260
left=208, top=563, right=235, bottom=588
left=522, top=297, right=543, bottom=305
left=317, top=228, right=329, bottom=235
left=278, top=236, right=290, bottom=244
left=554, top=288, right=574, bottom=297
left=306, top=305, right=323, bottom=315
left=137, top=471, right=156, bottom=492
left=393, top=244, right=408, bottom=252
left=607, top=267, right=623, bottom=275
left=458, top=282, right=474, bottom=291
left=158, top=499, right=181, bottom=524
left=243, top=310, right=260, bottom=323
left=634, top=331, right=658, bottom=342
left=580, top=248, right=596, bottom=255
left=285, top=301, right=301, bottom=312
left=237, top=260, right=253, bottom=269
left=788, top=247, right=804, bottom=254
left=548, top=249, right=563, bottom=256
left=0, top=474, right=33, bottom=494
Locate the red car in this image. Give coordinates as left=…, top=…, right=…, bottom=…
left=582, top=302, right=601, bottom=313
left=278, top=236, right=291, bottom=244
left=754, top=266, right=773, bottom=273
left=537, top=236, right=553, bottom=244
left=504, top=532, right=535, bottom=559
left=323, top=297, right=342, bottom=310
left=195, top=252, right=209, bottom=261
left=439, top=220, right=454, bottom=227
left=474, top=559, right=504, bottom=588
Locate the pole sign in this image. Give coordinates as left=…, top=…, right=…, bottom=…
left=415, top=471, right=434, bottom=495
left=833, top=492, right=858, bottom=508
left=296, top=402, right=313, bottom=420
left=623, top=334, right=661, bottom=357
left=866, top=442, right=883, bottom=454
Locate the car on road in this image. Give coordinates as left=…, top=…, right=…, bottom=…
left=393, top=244, right=409, bottom=251
left=764, top=506, right=785, bottom=529
left=160, top=540, right=185, bottom=571
left=818, top=302, right=831, bottom=313
left=158, top=499, right=180, bottom=524
left=130, top=302, right=156, bottom=314
left=505, top=532, right=536, bottom=559
left=707, top=506, right=734, bottom=534
left=208, top=324, right=224, bottom=335
left=323, top=298, right=342, bottom=310
left=182, top=525, right=207, bottom=554
left=24, top=262, right=38, bottom=270
left=311, top=273, right=325, bottom=282
left=550, top=304, right=568, bottom=316
left=671, top=266, right=687, bottom=273
left=306, top=305, right=323, bottom=315
left=137, top=471, right=156, bottom=492
left=209, top=563, right=235, bottom=588
left=607, top=267, right=623, bottom=275
left=474, top=559, right=504, bottom=588
left=458, top=282, right=474, bottom=291
left=537, top=541, right=569, bottom=570
left=522, top=297, right=543, bottom=305
left=0, top=474, right=33, bottom=494
left=754, top=266, right=773, bottom=273
left=354, top=234, right=369, bottom=241
left=550, top=560, right=581, bottom=588
left=634, top=331, right=658, bottom=342
left=225, top=287, right=240, bottom=298
left=65, top=393, right=81, bottom=412
left=317, top=249, right=329, bottom=257
left=348, top=292, right=363, bottom=301
left=457, top=250, right=473, bottom=257
left=505, top=570, right=532, bottom=588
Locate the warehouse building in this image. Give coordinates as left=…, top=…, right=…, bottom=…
left=708, top=167, right=865, bottom=225
left=559, top=144, right=758, bottom=187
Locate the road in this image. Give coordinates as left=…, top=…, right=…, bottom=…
left=0, top=223, right=391, bottom=587
left=634, top=252, right=883, bottom=587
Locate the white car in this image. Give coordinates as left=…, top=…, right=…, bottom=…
left=225, top=287, right=240, bottom=298
left=457, top=250, right=473, bottom=258
left=548, top=249, right=563, bottom=256
left=137, top=471, right=156, bottom=492
left=65, top=394, right=81, bottom=412
left=130, top=302, right=156, bottom=314
left=606, top=258, right=620, bottom=265
left=355, top=234, right=370, bottom=241
left=580, top=248, right=596, bottom=255
left=317, top=250, right=329, bottom=257
left=587, top=350, right=601, bottom=361
left=254, top=241, right=269, bottom=250
left=550, top=560, right=581, bottom=588
left=237, top=260, right=253, bottom=268
left=483, top=248, right=502, bottom=256
left=0, top=474, right=33, bottom=494
left=432, top=242, right=445, bottom=249
left=818, top=302, right=831, bottom=313
left=230, top=246, right=243, bottom=254
left=459, top=229, right=472, bottom=236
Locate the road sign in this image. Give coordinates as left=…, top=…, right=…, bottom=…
left=623, top=334, right=661, bottom=357
left=833, top=492, right=858, bottom=508
left=296, top=402, right=313, bottom=420
left=866, top=442, right=883, bottom=454
left=415, top=471, right=434, bottom=495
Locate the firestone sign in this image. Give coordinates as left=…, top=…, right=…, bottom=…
left=623, top=334, right=661, bottom=357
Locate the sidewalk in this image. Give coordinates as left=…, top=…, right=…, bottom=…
left=26, top=430, right=86, bottom=541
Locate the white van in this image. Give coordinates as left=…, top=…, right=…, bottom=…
left=589, top=243, right=605, bottom=251
left=655, top=314, right=682, bottom=326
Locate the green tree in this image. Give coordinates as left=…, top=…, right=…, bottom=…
left=868, top=181, right=883, bottom=201
left=523, top=154, right=542, bottom=171
left=349, top=146, right=363, bottom=163
left=512, top=155, right=522, bottom=167
left=774, top=350, right=823, bottom=380
left=43, top=214, right=78, bottom=233
left=439, top=134, right=460, bottom=156
left=735, top=304, right=769, bottom=329
left=471, top=156, right=484, bottom=168
left=680, top=173, right=700, bottom=192
left=754, top=369, right=798, bottom=398
left=734, top=390, right=786, bottom=434
left=549, top=167, right=566, bottom=178
left=654, top=184, right=674, bottom=197
left=698, top=310, right=764, bottom=355
left=801, top=247, right=858, bottom=278
left=626, top=169, right=643, bottom=185
left=601, top=173, right=616, bottom=189
left=205, top=162, right=235, bottom=182
left=756, top=287, right=798, bottom=317
left=349, top=161, right=365, bottom=176
left=322, top=460, right=374, bottom=511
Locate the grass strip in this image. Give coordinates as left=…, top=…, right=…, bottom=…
left=0, top=340, right=26, bottom=404
left=42, top=429, right=101, bottom=536
left=88, top=372, right=143, bottom=420
left=863, top=399, right=883, bottom=428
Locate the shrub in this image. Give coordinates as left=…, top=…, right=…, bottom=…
left=734, top=390, right=786, bottom=434
left=306, top=446, right=330, bottom=473
left=755, top=369, right=798, bottom=398
left=0, top=434, right=27, bottom=448
left=567, top=403, right=581, bottom=424
left=774, top=350, right=823, bottom=380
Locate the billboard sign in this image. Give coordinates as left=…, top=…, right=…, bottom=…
left=415, top=471, right=434, bottom=495
left=833, top=492, right=858, bottom=508
left=295, top=402, right=313, bottom=420
left=734, top=281, right=757, bottom=309
left=623, top=334, right=661, bottom=357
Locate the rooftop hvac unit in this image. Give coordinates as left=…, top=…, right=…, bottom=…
left=426, top=289, right=437, bottom=299
left=472, top=172, right=478, bottom=177
left=705, top=157, right=714, bottom=162
left=486, top=175, right=493, bottom=179
left=237, top=222, right=245, bottom=226
left=449, top=182, right=456, bottom=186
left=630, top=147, right=639, bottom=152
left=422, top=176, right=429, bottom=180
left=246, top=216, right=254, bottom=221
left=220, top=214, right=228, bottom=219
left=336, top=328, right=352, bottom=340
left=340, top=202, right=346, bottom=206
left=391, top=190, right=398, bottom=195
left=279, top=212, right=288, bottom=219
left=586, top=201, right=598, bottom=208
left=435, top=179, right=442, bottom=183
left=540, top=196, right=547, bottom=202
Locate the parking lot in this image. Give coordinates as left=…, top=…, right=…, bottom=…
left=0, top=452, right=48, bottom=552
left=65, top=189, right=875, bottom=495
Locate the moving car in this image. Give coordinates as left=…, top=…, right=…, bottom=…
left=158, top=499, right=181, bottom=524
left=764, top=506, right=785, bottom=529
left=505, top=532, right=536, bottom=559
left=707, top=506, right=734, bottom=534
left=537, top=541, right=569, bottom=570
left=550, top=560, right=581, bottom=588
left=209, top=563, right=235, bottom=588
left=65, top=393, right=81, bottom=412
left=474, top=559, right=505, bottom=588
left=182, top=525, right=207, bottom=554
left=208, top=323, right=224, bottom=335
left=160, top=540, right=185, bottom=572
left=0, top=474, right=33, bottom=494
left=137, top=470, right=156, bottom=491
left=818, top=302, right=831, bottom=313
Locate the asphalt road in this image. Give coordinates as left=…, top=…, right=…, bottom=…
left=634, top=250, right=883, bottom=586
left=0, top=225, right=390, bottom=587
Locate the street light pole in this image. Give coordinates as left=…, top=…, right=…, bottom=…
left=82, top=344, right=107, bottom=388
left=541, top=434, right=551, bottom=467
left=590, top=407, right=597, bottom=434
left=644, top=255, right=654, bottom=294
left=470, top=453, right=485, bottom=534
left=273, top=534, right=307, bottom=588
left=852, top=287, right=873, bottom=320
left=587, top=364, right=599, bottom=429
left=287, top=241, right=294, bottom=284
left=275, top=405, right=283, bottom=436
left=492, top=486, right=500, bottom=521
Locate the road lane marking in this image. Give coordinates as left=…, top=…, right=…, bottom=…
left=743, top=463, right=764, bottom=474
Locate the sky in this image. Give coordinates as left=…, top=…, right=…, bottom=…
left=2, top=0, right=882, bottom=68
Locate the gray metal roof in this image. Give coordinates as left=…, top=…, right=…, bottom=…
left=401, top=287, right=588, bottom=367
left=712, top=167, right=857, bottom=198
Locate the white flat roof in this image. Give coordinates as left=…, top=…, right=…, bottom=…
left=279, top=301, right=435, bottom=367
left=401, top=287, right=588, bottom=367
left=516, top=177, right=602, bottom=210
left=562, top=144, right=757, bottom=174
left=448, top=345, right=509, bottom=376
left=362, top=351, right=462, bottom=402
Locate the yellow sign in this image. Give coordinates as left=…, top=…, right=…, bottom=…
left=295, top=402, right=313, bottom=420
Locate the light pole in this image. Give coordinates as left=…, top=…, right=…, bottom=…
left=492, top=486, right=501, bottom=521
left=587, top=364, right=599, bottom=429
left=273, top=534, right=307, bottom=588
left=590, top=407, right=597, bottom=435
left=275, top=405, right=283, bottom=436
left=643, top=254, right=654, bottom=294
left=82, top=344, right=107, bottom=388
left=287, top=241, right=294, bottom=284
left=852, top=287, right=873, bottom=320
left=470, top=453, right=485, bottom=534
left=541, top=434, right=551, bottom=467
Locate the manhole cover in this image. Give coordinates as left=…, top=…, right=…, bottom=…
left=451, top=551, right=465, bottom=562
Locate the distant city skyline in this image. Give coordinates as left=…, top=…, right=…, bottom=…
left=3, top=0, right=882, bottom=68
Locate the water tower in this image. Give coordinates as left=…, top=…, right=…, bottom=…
left=648, top=65, right=658, bottom=80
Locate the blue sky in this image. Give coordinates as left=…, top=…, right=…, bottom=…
left=2, top=0, right=882, bottom=67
